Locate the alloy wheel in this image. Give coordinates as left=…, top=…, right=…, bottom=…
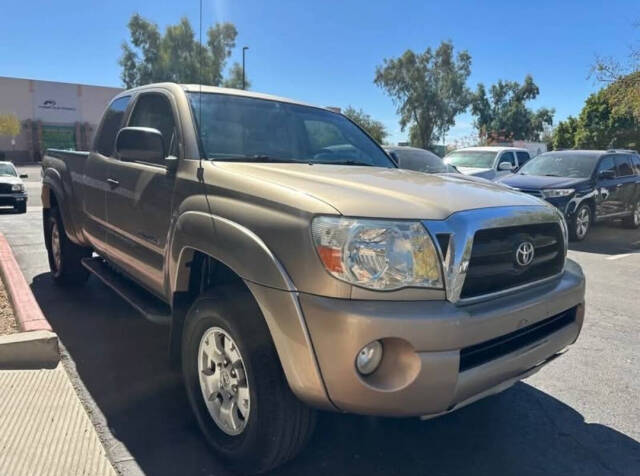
left=51, top=221, right=62, bottom=272
left=197, top=327, right=250, bottom=436
left=575, top=207, right=590, bottom=239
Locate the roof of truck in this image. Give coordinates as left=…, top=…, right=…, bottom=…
left=121, top=82, right=318, bottom=109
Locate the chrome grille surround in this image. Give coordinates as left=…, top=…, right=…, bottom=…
left=423, top=205, right=568, bottom=305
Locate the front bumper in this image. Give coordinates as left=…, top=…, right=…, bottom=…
left=299, top=259, right=585, bottom=417
left=0, top=193, right=27, bottom=207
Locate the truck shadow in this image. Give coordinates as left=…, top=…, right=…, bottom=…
left=30, top=272, right=640, bottom=476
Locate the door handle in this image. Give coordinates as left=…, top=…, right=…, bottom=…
left=107, top=178, right=120, bottom=189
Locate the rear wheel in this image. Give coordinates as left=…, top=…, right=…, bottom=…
left=622, top=200, right=640, bottom=229
left=44, top=207, right=91, bottom=285
left=182, top=286, right=316, bottom=474
left=569, top=204, right=591, bottom=241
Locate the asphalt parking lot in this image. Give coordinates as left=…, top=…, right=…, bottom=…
left=1, top=164, right=638, bottom=476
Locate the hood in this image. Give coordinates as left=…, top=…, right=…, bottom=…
left=0, top=176, right=22, bottom=185
left=439, top=172, right=502, bottom=187
left=499, top=174, right=590, bottom=190
left=214, top=163, right=546, bottom=220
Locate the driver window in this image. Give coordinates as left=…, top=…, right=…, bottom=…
left=597, top=157, right=616, bottom=177
left=128, top=93, right=177, bottom=163
left=500, top=151, right=516, bottom=166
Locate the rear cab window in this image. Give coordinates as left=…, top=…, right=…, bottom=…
left=94, top=96, right=131, bottom=156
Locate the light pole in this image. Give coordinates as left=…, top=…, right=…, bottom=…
left=242, top=46, right=249, bottom=90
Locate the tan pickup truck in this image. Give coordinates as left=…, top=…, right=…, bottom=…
left=41, top=83, right=585, bottom=474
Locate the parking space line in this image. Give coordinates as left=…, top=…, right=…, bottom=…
left=606, top=253, right=634, bottom=260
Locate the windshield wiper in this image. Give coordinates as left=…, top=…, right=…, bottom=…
left=315, top=160, right=373, bottom=166
left=544, top=173, right=560, bottom=177
left=210, top=154, right=305, bottom=163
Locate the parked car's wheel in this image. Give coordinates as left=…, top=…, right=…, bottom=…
left=14, top=202, right=26, bottom=214
left=622, top=200, right=640, bottom=229
left=44, top=207, right=91, bottom=285
left=182, top=286, right=316, bottom=474
left=569, top=204, right=592, bottom=241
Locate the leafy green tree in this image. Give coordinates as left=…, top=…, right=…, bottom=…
left=552, top=116, right=578, bottom=149
left=573, top=89, right=640, bottom=149
left=374, top=41, right=471, bottom=149
left=119, top=14, right=247, bottom=88
left=342, top=106, right=388, bottom=143
left=470, top=75, right=554, bottom=142
left=0, top=113, right=21, bottom=139
left=222, top=63, right=250, bottom=90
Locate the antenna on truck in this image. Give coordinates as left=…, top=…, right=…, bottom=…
left=197, top=0, right=204, bottom=180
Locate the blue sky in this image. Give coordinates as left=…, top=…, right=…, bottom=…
left=1, top=0, right=638, bottom=143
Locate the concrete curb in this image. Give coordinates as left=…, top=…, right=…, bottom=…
left=0, top=330, right=58, bottom=369
left=0, top=232, right=59, bottom=367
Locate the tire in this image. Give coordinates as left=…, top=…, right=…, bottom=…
left=44, top=207, right=91, bottom=285
left=569, top=204, right=592, bottom=241
left=14, top=202, right=26, bottom=214
left=182, top=286, right=316, bottom=474
left=622, top=200, right=640, bottom=229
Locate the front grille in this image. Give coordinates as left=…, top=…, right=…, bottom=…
left=460, top=223, right=564, bottom=299
left=517, top=188, right=543, bottom=198
left=459, top=307, right=576, bottom=371
left=0, top=183, right=15, bottom=194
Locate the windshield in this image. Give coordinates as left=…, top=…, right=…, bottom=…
left=187, top=92, right=394, bottom=167
left=518, top=153, right=599, bottom=178
left=445, top=150, right=497, bottom=168
left=0, top=163, right=17, bottom=177
left=388, top=148, right=453, bottom=173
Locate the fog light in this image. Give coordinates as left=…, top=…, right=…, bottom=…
left=356, top=340, right=383, bottom=375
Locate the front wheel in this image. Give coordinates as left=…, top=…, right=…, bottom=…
left=622, top=200, right=640, bottom=229
left=569, top=204, right=592, bottom=241
left=182, top=286, right=316, bottom=474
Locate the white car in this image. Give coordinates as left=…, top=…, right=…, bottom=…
left=0, top=161, right=28, bottom=213
left=444, top=146, right=531, bottom=181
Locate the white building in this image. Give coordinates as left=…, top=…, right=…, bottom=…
left=0, top=76, right=122, bottom=163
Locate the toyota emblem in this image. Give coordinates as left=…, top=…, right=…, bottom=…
left=515, top=241, right=535, bottom=267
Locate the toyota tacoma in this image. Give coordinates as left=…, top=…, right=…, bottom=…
left=41, top=83, right=585, bottom=474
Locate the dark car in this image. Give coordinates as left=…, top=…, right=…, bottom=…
left=499, top=150, right=640, bottom=240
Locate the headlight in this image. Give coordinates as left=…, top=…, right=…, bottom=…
left=311, top=216, right=443, bottom=290
left=541, top=188, right=574, bottom=198
left=11, top=184, right=24, bottom=192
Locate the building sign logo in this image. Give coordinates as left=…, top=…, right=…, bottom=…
left=38, top=99, right=76, bottom=112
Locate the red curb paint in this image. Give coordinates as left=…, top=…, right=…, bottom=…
left=0, top=233, right=52, bottom=332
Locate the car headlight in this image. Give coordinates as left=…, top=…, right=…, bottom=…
left=541, top=188, right=574, bottom=198
left=11, top=184, right=24, bottom=192
left=311, top=216, right=443, bottom=290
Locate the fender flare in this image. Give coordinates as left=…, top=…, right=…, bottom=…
left=42, top=167, right=81, bottom=243
left=167, top=211, right=333, bottom=408
left=168, top=211, right=295, bottom=295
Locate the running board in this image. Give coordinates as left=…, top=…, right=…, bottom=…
left=81, top=257, right=171, bottom=325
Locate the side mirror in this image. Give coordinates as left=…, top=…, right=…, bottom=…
left=116, top=127, right=165, bottom=164
left=19, top=174, right=28, bottom=179
left=498, top=161, right=514, bottom=171
left=598, top=170, right=615, bottom=180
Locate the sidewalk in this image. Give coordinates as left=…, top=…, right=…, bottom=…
left=0, top=364, right=116, bottom=476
